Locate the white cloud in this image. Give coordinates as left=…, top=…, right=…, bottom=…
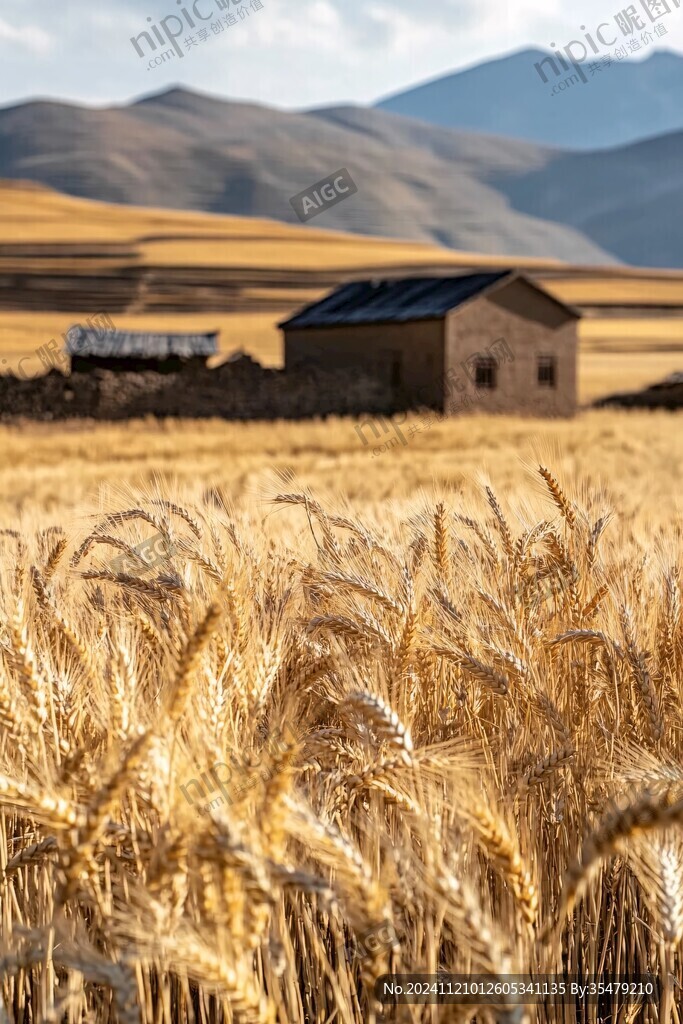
left=347, top=5, right=439, bottom=54
left=251, top=0, right=343, bottom=49
left=0, top=0, right=682, bottom=108
left=0, top=16, right=52, bottom=54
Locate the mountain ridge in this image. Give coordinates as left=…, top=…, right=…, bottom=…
left=0, top=89, right=615, bottom=264
left=375, top=47, right=683, bottom=149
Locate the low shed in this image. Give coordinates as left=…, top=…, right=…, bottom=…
left=281, top=271, right=579, bottom=417
left=66, top=328, right=218, bottom=373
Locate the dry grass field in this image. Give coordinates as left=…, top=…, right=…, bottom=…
left=0, top=183, right=560, bottom=268
left=0, top=410, right=682, bottom=1023
left=542, top=276, right=683, bottom=308
left=0, top=411, right=680, bottom=525
left=577, top=321, right=683, bottom=402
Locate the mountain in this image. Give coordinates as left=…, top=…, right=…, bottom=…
left=0, top=88, right=612, bottom=265
left=375, top=48, right=683, bottom=150
left=309, top=104, right=683, bottom=267
left=487, top=128, right=683, bottom=268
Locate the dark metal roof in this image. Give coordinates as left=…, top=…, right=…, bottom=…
left=66, top=328, right=218, bottom=359
left=279, top=272, right=512, bottom=329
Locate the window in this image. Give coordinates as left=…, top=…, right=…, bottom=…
left=474, top=357, right=497, bottom=389
left=537, top=355, right=557, bottom=388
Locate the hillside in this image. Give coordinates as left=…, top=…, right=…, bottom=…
left=0, top=90, right=613, bottom=265
left=309, top=105, right=683, bottom=268
left=375, top=48, right=683, bottom=150
left=3, top=82, right=683, bottom=267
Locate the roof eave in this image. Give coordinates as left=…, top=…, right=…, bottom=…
left=281, top=313, right=449, bottom=330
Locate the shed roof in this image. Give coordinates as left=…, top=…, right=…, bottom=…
left=279, top=271, right=579, bottom=329
left=66, top=328, right=218, bottom=359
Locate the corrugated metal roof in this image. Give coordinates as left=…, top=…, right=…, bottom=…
left=279, top=272, right=512, bottom=329
left=66, top=328, right=218, bottom=359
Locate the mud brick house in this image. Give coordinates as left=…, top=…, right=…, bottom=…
left=66, top=327, right=218, bottom=373
left=281, top=271, right=579, bottom=416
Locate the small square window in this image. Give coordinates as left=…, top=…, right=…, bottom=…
left=538, top=355, right=556, bottom=388
left=475, top=357, right=497, bottom=389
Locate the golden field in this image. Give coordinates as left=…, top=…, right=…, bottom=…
left=0, top=182, right=557, bottom=267
left=0, top=413, right=682, bottom=1023
left=0, top=410, right=680, bottom=525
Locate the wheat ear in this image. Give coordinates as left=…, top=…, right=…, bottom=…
left=556, top=787, right=683, bottom=924
left=344, top=690, right=414, bottom=764
left=538, top=466, right=576, bottom=528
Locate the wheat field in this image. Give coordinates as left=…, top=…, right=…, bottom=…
left=0, top=410, right=682, bottom=1023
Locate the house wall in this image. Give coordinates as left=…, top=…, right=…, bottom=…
left=284, top=320, right=445, bottom=409
left=444, top=281, right=577, bottom=417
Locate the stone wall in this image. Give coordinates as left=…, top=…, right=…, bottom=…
left=0, top=355, right=397, bottom=422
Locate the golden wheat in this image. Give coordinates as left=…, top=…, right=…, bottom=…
left=0, top=469, right=680, bottom=1024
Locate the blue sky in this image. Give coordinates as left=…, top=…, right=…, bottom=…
left=1, top=0, right=682, bottom=109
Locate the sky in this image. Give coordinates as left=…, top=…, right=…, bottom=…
left=0, top=0, right=682, bottom=110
